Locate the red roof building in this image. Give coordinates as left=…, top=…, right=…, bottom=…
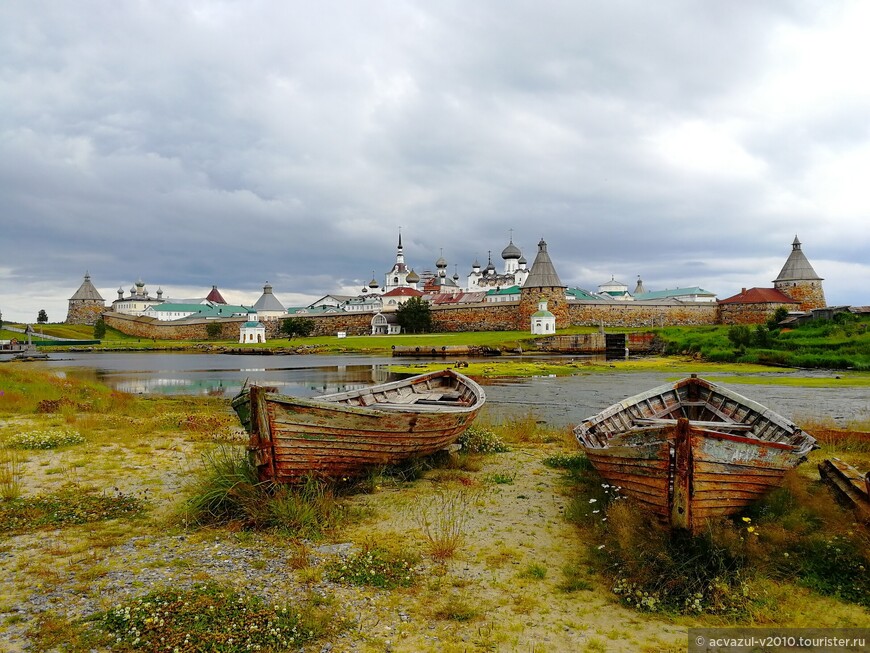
left=718, top=287, right=799, bottom=325
left=205, top=285, right=227, bottom=304
left=718, top=288, right=799, bottom=305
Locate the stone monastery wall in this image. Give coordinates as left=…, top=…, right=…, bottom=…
left=567, top=301, right=718, bottom=328
left=103, top=312, right=248, bottom=340
left=104, top=300, right=722, bottom=340
left=718, top=301, right=797, bottom=326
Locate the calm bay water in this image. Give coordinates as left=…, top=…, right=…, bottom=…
left=22, top=351, right=869, bottom=427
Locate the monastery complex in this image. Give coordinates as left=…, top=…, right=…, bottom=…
left=67, top=234, right=829, bottom=340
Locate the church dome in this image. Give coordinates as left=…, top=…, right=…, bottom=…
left=406, top=269, right=420, bottom=283
left=501, top=239, right=521, bottom=259
left=436, top=256, right=448, bottom=269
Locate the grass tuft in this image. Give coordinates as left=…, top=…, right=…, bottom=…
left=432, top=592, right=481, bottom=621
left=413, top=487, right=481, bottom=561
left=182, top=446, right=347, bottom=538
left=0, top=449, right=24, bottom=500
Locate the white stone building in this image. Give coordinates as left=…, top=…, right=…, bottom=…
left=531, top=300, right=556, bottom=335
left=112, top=279, right=165, bottom=316
left=239, top=321, right=266, bottom=343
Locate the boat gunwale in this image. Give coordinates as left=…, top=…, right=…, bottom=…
left=574, top=375, right=816, bottom=454
left=232, top=369, right=486, bottom=418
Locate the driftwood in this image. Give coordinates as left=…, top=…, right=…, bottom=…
left=818, top=458, right=870, bottom=522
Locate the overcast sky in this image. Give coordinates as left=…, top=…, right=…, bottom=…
left=2, top=1, right=868, bottom=323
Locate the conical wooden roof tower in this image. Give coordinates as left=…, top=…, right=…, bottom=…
left=66, top=272, right=106, bottom=325
left=520, top=238, right=567, bottom=330
left=773, top=236, right=825, bottom=311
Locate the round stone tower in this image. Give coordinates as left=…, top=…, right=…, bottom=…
left=66, top=272, right=106, bottom=325
left=519, top=238, right=568, bottom=329
left=773, top=236, right=826, bottom=311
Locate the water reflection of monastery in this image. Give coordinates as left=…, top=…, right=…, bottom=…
left=111, top=364, right=392, bottom=397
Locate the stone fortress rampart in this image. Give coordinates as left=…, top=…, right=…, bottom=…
left=103, top=298, right=722, bottom=341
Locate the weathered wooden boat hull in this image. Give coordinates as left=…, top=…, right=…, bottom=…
left=575, top=375, right=817, bottom=532
left=232, top=369, right=485, bottom=483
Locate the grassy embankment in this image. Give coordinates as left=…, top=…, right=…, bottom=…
left=655, top=313, right=870, bottom=371
left=1, top=366, right=868, bottom=652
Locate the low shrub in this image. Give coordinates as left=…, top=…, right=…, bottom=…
left=458, top=424, right=508, bottom=453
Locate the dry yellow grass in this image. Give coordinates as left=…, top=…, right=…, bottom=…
left=1, top=377, right=868, bottom=651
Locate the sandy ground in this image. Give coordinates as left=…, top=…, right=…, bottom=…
left=0, top=422, right=695, bottom=653
left=1, top=415, right=867, bottom=652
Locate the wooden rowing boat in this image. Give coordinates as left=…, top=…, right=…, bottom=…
left=574, top=374, right=818, bottom=532
left=232, top=368, right=486, bottom=483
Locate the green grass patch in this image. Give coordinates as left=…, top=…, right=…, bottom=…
left=0, top=488, right=148, bottom=534
left=3, top=427, right=85, bottom=449
left=432, top=593, right=481, bottom=621
left=518, top=562, right=548, bottom=579
left=485, top=472, right=515, bottom=485
left=0, top=366, right=131, bottom=416
left=703, top=373, right=870, bottom=388
left=324, top=544, right=419, bottom=589
left=656, top=316, right=870, bottom=371
left=558, top=562, right=594, bottom=593
left=74, top=582, right=345, bottom=652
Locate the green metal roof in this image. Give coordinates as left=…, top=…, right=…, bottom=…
left=566, top=287, right=599, bottom=300
left=197, top=305, right=254, bottom=317
left=634, top=287, right=715, bottom=300
left=148, top=303, right=212, bottom=312
left=532, top=309, right=554, bottom=318
left=485, top=285, right=521, bottom=296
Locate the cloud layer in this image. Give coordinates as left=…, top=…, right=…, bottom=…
left=1, top=1, right=868, bottom=322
